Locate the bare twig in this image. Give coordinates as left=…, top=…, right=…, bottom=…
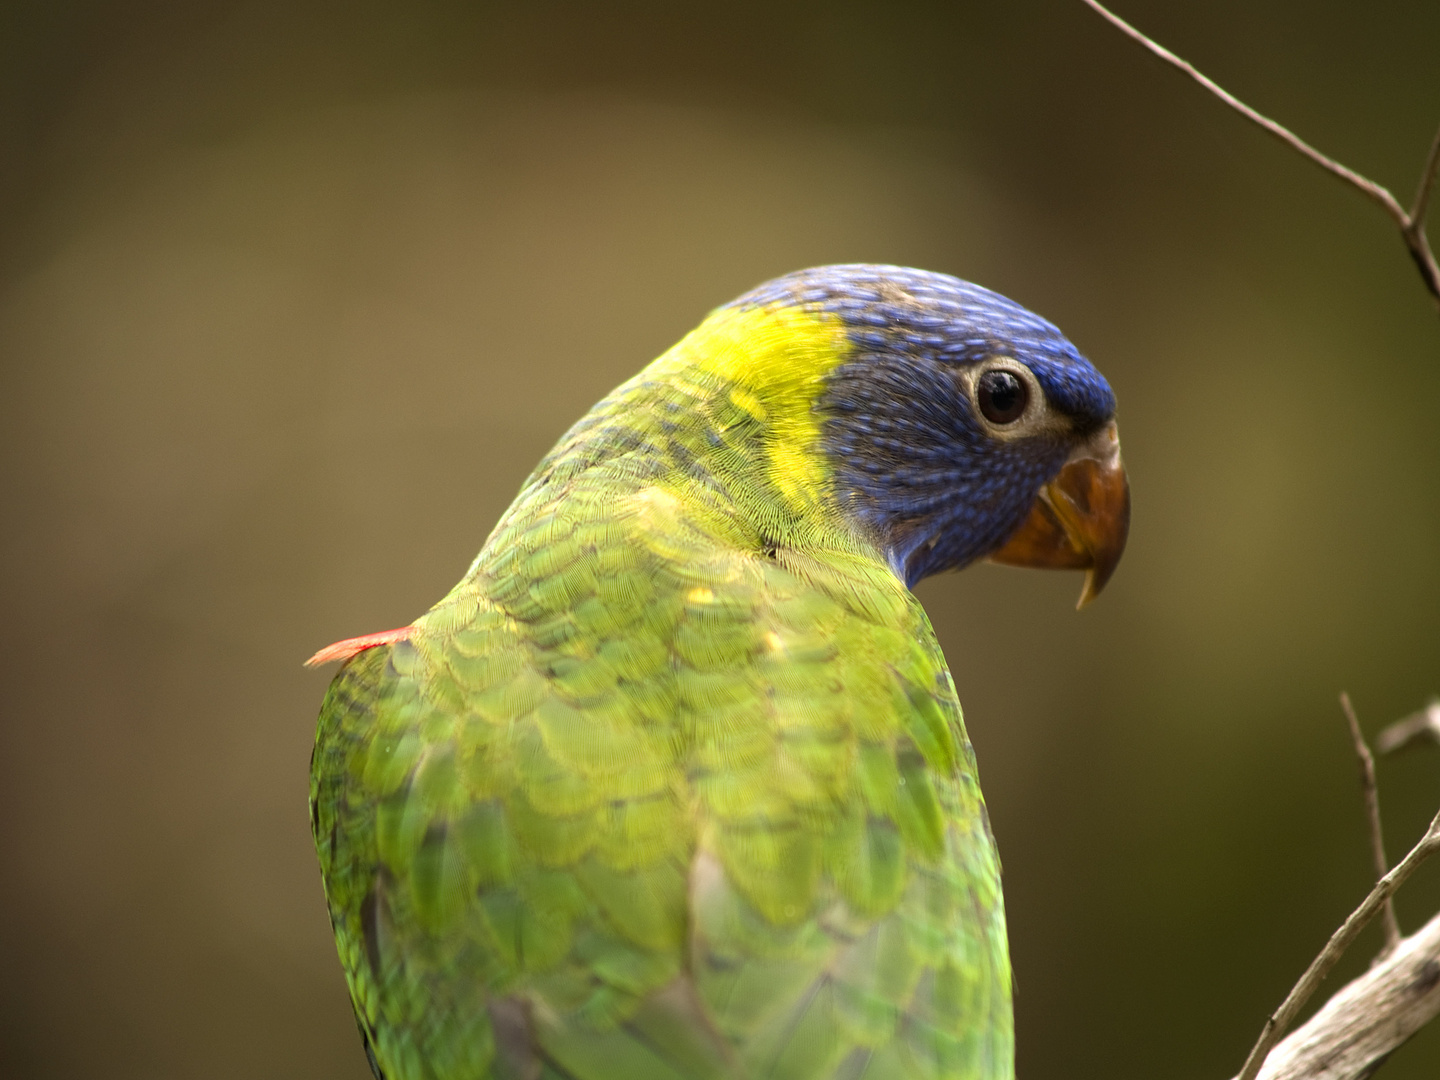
left=1339, top=692, right=1402, bottom=955
left=1408, top=125, right=1440, bottom=240
left=1244, top=909, right=1440, bottom=1080
left=1236, top=807, right=1440, bottom=1080
left=1377, top=699, right=1440, bottom=756
left=1081, top=0, right=1440, bottom=309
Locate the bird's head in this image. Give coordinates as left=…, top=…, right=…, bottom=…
left=716, top=264, right=1130, bottom=605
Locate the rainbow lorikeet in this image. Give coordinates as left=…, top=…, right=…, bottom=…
left=309, top=265, right=1129, bottom=1080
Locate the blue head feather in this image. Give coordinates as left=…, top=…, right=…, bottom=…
left=729, top=265, right=1117, bottom=586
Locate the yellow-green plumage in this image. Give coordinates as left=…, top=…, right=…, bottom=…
left=312, top=267, right=1121, bottom=1080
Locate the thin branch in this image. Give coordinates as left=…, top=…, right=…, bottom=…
left=1236, top=807, right=1440, bottom=1080
left=1408, top=124, right=1440, bottom=232
left=1080, top=0, right=1405, bottom=224
left=1339, top=692, right=1402, bottom=954
left=1081, top=0, right=1440, bottom=309
left=1244, top=909, right=1440, bottom=1080
left=1377, top=699, right=1440, bottom=756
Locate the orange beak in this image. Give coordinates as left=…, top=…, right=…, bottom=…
left=988, top=420, right=1130, bottom=609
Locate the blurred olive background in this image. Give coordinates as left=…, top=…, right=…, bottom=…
left=2, top=1, right=1439, bottom=1077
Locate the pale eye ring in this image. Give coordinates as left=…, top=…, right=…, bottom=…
left=976, top=368, right=1029, bottom=424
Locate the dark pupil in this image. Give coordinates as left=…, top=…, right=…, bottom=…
left=977, top=369, right=1028, bottom=424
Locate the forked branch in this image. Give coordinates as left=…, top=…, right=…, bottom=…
left=1244, top=911, right=1440, bottom=1080
left=1081, top=0, right=1440, bottom=310
left=1235, top=806, right=1440, bottom=1080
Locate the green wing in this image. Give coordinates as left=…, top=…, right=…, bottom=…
left=312, top=460, right=1011, bottom=1080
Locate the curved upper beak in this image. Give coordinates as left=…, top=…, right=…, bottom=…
left=988, top=420, right=1130, bottom=609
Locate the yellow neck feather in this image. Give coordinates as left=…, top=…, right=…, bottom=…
left=643, top=303, right=852, bottom=511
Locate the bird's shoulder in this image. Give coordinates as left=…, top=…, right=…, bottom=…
left=313, top=466, right=985, bottom=861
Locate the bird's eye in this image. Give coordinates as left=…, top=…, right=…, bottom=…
left=977, top=369, right=1029, bottom=425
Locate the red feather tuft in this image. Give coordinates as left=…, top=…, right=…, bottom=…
left=304, top=627, right=414, bottom=668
